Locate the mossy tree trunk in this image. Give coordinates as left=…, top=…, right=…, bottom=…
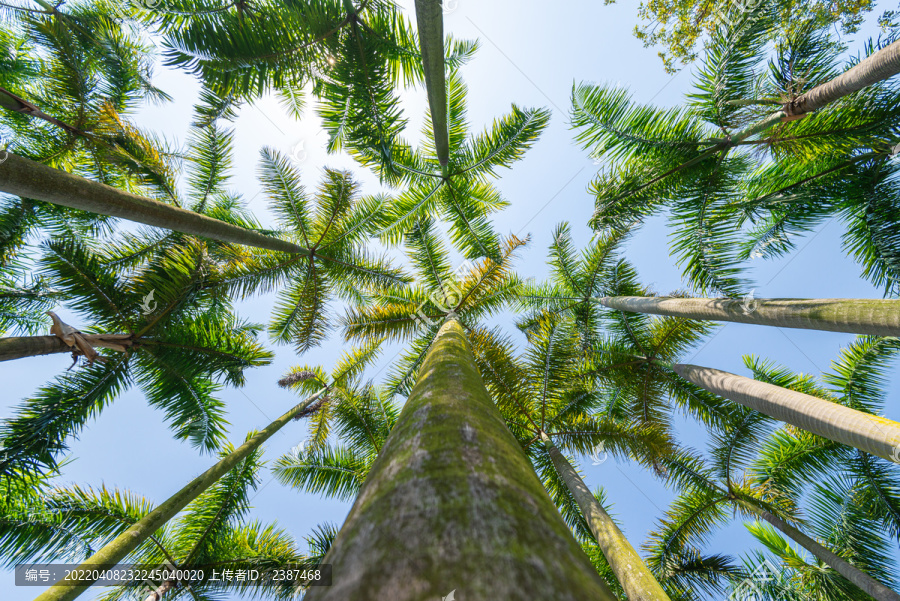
left=738, top=501, right=900, bottom=601
left=673, top=363, right=900, bottom=463
left=541, top=433, right=671, bottom=601
left=304, top=319, right=616, bottom=601
left=599, top=296, right=900, bottom=336
left=33, top=390, right=327, bottom=601
left=0, top=153, right=309, bottom=255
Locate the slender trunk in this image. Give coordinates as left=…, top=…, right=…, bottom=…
left=738, top=501, right=900, bottom=601
left=413, top=0, right=449, bottom=167
left=0, top=153, right=309, bottom=255
left=0, top=336, right=70, bottom=361
left=143, top=579, right=175, bottom=601
left=0, top=333, right=133, bottom=362
left=600, top=296, right=900, bottom=336
left=673, top=363, right=900, bottom=463
left=541, top=433, right=671, bottom=601
left=785, top=39, right=900, bottom=116
left=304, top=319, right=615, bottom=601
left=33, top=389, right=327, bottom=601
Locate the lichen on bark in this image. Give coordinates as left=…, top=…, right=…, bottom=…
left=306, top=318, right=615, bottom=601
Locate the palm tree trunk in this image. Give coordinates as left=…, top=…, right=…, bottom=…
left=304, top=318, right=616, bottom=601
left=600, top=296, right=900, bottom=336
left=672, top=363, right=900, bottom=463
left=33, top=389, right=327, bottom=601
left=143, top=579, right=175, bottom=601
left=413, top=0, right=449, bottom=167
left=0, top=336, right=70, bottom=361
left=785, top=40, right=900, bottom=116
left=0, top=153, right=309, bottom=255
left=737, top=501, right=900, bottom=601
left=0, top=333, right=133, bottom=362
left=541, top=433, right=671, bottom=601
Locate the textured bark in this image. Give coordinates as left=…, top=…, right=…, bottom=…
left=739, top=502, right=900, bottom=601
left=0, top=336, right=71, bottom=361
left=542, top=434, right=670, bottom=601
left=305, top=319, right=615, bottom=601
left=0, top=333, right=133, bottom=362
left=785, top=40, right=900, bottom=116
left=674, top=364, right=900, bottom=463
left=143, top=579, right=175, bottom=601
left=600, top=296, right=900, bottom=336
left=33, top=389, right=327, bottom=601
left=413, top=0, right=449, bottom=166
left=0, top=153, right=309, bottom=255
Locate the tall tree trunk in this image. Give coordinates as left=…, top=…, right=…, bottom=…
left=0, top=153, right=309, bottom=255
left=784, top=39, right=900, bottom=116
left=673, top=363, right=900, bottom=463
left=33, top=389, right=327, bottom=601
left=304, top=318, right=616, bottom=601
left=737, top=501, right=900, bottom=601
left=600, top=296, right=900, bottom=336
left=0, top=333, right=133, bottom=362
left=413, top=0, right=449, bottom=167
left=0, top=336, right=71, bottom=361
left=541, top=433, right=671, bottom=601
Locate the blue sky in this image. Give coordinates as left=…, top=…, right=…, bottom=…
left=3, top=0, right=899, bottom=598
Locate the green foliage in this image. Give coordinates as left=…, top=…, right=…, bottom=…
left=364, top=72, right=549, bottom=261
left=624, top=0, right=873, bottom=74
left=575, top=13, right=900, bottom=296
left=240, top=155, right=409, bottom=352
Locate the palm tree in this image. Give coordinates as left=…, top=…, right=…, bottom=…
left=413, top=0, right=449, bottom=166
left=302, top=317, right=616, bottom=600
left=0, top=151, right=313, bottom=254
left=0, top=112, right=338, bottom=478
left=0, top=0, right=172, bottom=184
left=667, top=360, right=900, bottom=463
left=517, top=222, right=628, bottom=351
left=149, top=0, right=477, bottom=193
left=471, top=311, right=673, bottom=600
left=0, top=274, right=63, bottom=337
left=645, top=401, right=900, bottom=601
left=0, top=311, right=133, bottom=362
left=748, top=337, right=900, bottom=543
left=573, top=11, right=900, bottom=295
